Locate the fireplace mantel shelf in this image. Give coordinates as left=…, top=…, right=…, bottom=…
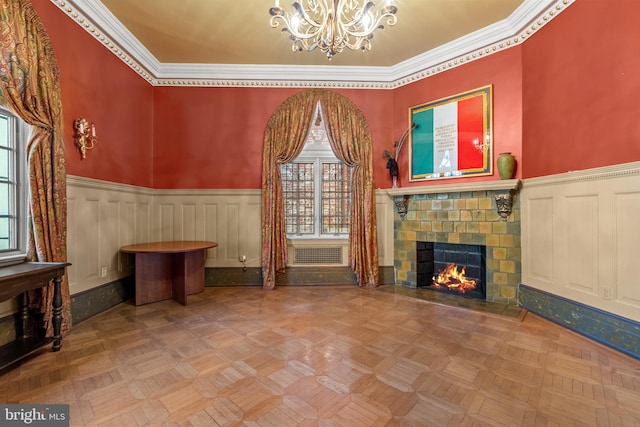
left=387, top=179, right=521, bottom=221
left=385, top=179, right=521, bottom=197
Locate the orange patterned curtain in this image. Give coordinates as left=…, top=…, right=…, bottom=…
left=261, top=89, right=378, bottom=289
left=0, top=0, right=70, bottom=335
left=261, top=90, right=318, bottom=289
left=318, top=91, right=378, bottom=287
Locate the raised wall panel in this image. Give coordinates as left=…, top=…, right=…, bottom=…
left=526, top=197, right=554, bottom=282
left=137, top=202, right=151, bottom=244
left=203, top=203, right=218, bottom=264
left=245, top=202, right=261, bottom=265
left=85, top=199, right=101, bottom=280
left=375, top=194, right=394, bottom=266
left=615, top=191, right=640, bottom=306
left=181, top=203, right=197, bottom=240
left=120, top=202, right=136, bottom=273
left=103, top=201, right=120, bottom=274
left=565, top=195, right=598, bottom=294
left=66, top=196, right=78, bottom=288
left=159, top=204, right=175, bottom=242
left=224, top=204, right=240, bottom=263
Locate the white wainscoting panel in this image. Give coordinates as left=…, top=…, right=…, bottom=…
left=66, top=177, right=397, bottom=296
left=564, top=194, right=598, bottom=295
left=615, top=191, right=640, bottom=306
left=376, top=191, right=395, bottom=267
left=67, top=176, right=154, bottom=294
left=521, top=162, right=640, bottom=322
left=525, top=196, right=554, bottom=283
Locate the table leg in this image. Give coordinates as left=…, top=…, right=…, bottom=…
left=172, top=250, right=206, bottom=305
left=135, top=253, right=173, bottom=305
left=20, top=292, right=30, bottom=338
left=52, top=275, right=62, bottom=352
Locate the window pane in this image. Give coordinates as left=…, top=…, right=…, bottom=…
left=321, top=163, right=351, bottom=235
left=0, top=217, right=9, bottom=250
left=282, top=162, right=315, bottom=234
left=0, top=182, right=9, bottom=216
left=0, top=109, right=20, bottom=254
left=0, top=116, right=8, bottom=147
left=0, top=147, right=8, bottom=180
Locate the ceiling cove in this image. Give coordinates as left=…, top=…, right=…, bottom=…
left=50, top=0, right=574, bottom=89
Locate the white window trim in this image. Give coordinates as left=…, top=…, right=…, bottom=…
left=0, top=106, right=29, bottom=266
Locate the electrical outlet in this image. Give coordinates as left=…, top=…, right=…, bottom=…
left=240, top=255, right=247, bottom=262
left=600, top=288, right=610, bottom=300
left=101, top=267, right=107, bottom=278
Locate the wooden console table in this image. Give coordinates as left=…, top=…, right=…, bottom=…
left=120, top=241, right=217, bottom=306
left=0, top=262, right=71, bottom=371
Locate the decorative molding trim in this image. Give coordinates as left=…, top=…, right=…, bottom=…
left=50, top=0, right=157, bottom=83
left=495, top=192, right=515, bottom=221
left=392, top=195, right=409, bottom=220
left=66, top=174, right=154, bottom=194
left=386, top=179, right=521, bottom=197
left=153, top=188, right=262, bottom=197
left=50, top=0, right=574, bottom=88
left=522, top=161, right=640, bottom=188
left=66, top=175, right=261, bottom=197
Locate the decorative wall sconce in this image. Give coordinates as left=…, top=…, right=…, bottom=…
left=73, top=117, right=97, bottom=159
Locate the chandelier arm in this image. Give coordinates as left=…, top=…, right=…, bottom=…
left=341, top=10, right=397, bottom=38
left=269, top=0, right=397, bottom=58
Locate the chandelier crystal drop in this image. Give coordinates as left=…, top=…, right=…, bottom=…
left=269, top=0, right=398, bottom=59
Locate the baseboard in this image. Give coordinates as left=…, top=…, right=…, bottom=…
left=71, top=277, right=135, bottom=324
left=205, top=266, right=395, bottom=287
left=518, top=284, right=640, bottom=360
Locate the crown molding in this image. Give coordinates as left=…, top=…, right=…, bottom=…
left=51, top=0, right=574, bottom=88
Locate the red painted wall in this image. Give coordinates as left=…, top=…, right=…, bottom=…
left=391, top=48, right=523, bottom=188
left=32, top=0, right=154, bottom=187
left=34, top=0, right=638, bottom=188
left=521, top=0, right=640, bottom=178
left=152, top=87, right=393, bottom=189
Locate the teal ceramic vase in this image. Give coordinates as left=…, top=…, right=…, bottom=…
left=497, top=152, right=516, bottom=180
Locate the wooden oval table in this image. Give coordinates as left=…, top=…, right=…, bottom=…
left=120, top=241, right=217, bottom=306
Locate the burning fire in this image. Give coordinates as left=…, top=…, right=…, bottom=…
left=432, top=264, right=477, bottom=293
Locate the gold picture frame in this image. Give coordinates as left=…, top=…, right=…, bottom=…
left=409, top=85, right=493, bottom=181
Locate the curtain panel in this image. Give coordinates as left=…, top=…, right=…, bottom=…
left=261, top=89, right=379, bottom=289
left=0, top=0, right=70, bottom=336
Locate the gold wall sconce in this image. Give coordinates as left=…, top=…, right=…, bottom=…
left=73, top=117, right=97, bottom=159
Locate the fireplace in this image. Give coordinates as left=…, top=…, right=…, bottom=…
left=417, top=242, right=486, bottom=299
left=389, top=181, right=521, bottom=304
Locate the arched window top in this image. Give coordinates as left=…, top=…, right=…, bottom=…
left=299, top=101, right=335, bottom=158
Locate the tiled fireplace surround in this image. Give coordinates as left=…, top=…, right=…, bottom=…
left=389, top=180, right=521, bottom=304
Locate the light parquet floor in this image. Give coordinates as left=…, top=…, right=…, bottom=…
left=1, top=285, right=639, bottom=426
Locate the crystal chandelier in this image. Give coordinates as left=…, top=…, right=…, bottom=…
left=269, top=0, right=398, bottom=59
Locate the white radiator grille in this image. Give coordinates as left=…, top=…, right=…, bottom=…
left=294, top=247, right=343, bottom=265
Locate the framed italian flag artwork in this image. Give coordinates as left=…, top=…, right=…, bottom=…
left=409, top=85, right=493, bottom=181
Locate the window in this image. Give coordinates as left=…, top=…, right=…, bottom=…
left=281, top=102, right=351, bottom=238
left=0, top=106, right=28, bottom=264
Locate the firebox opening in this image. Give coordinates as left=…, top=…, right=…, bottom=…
left=417, top=242, right=486, bottom=299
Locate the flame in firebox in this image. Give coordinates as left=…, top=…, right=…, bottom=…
left=432, top=264, right=477, bottom=293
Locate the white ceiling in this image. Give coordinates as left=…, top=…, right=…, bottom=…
left=59, top=0, right=572, bottom=86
